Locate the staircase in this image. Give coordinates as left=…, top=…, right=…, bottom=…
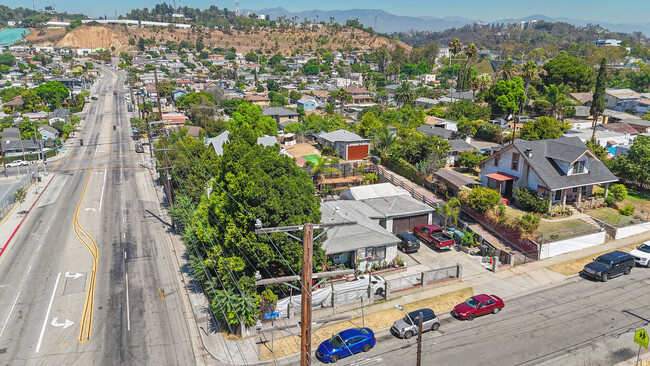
left=580, top=215, right=603, bottom=229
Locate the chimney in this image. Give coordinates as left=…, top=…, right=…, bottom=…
left=525, top=148, right=533, bottom=158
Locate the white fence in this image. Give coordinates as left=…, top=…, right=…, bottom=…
left=539, top=231, right=607, bottom=260
left=615, top=222, right=650, bottom=240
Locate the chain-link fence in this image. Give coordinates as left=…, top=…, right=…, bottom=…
left=0, top=174, right=34, bottom=220
left=533, top=223, right=601, bottom=244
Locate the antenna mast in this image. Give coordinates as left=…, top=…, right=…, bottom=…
left=32, top=0, right=36, bottom=10
left=236, top=0, right=239, bottom=17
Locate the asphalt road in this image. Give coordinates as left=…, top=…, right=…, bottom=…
left=0, top=66, right=196, bottom=365
left=300, top=269, right=650, bottom=366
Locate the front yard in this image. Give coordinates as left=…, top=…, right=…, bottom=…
left=590, top=186, right=650, bottom=227
left=504, top=206, right=596, bottom=243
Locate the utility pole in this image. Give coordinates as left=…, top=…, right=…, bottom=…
left=154, top=68, right=173, bottom=205
left=300, top=223, right=313, bottom=366
left=0, top=140, right=6, bottom=177
left=254, top=221, right=356, bottom=366
left=417, top=310, right=423, bottom=366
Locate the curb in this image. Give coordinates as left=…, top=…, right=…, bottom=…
left=0, top=174, right=55, bottom=259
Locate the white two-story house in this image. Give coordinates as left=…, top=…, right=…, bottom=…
left=479, top=137, right=618, bottom=206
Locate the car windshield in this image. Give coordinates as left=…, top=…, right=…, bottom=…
left=637, top=244, right=650, bottom=253
left=593, top=258, right=611, bottom=267
left=402, top=315, right=413, bottom=325
left=329, top=334, right=344, bottom=348
left=465, top=297, right=480, bottom=309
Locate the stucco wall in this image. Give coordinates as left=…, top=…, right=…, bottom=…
left=615, top=222, right=650, bottom=239
left=540, top=231, right=607, bottom=259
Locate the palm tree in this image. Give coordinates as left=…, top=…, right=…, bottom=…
left=325, top=102, right=336, bottom=116
left=536, top=84, right=572, bottom=120
left=376, top=90, right=388, bottom=108
left=461, top=43, right=478, bottom=91
left=495, top=58, right=518, bottom=81
left=311, top=157, right=341, bottom=184
left=336, top=88, right=348, bottom=112
left=476, top=73, right=492, bottom=94
left=447, top=38, right=463, bottom=101
left=520, top=60, right=544, bottom=108
left=373, top=128, right=396, bottom=152
left=394, top=81, right=415, bottom=107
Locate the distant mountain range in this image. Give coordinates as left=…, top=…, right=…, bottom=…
left=249, top=7, right=650, bottom=36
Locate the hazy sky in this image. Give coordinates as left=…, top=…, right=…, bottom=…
left=5, top=0, right=650, bottom=24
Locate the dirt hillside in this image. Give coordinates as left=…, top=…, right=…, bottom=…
left=26, top=24, right=411, bottom=54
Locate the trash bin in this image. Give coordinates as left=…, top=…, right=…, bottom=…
left=80, top=139, right=84, bottom=146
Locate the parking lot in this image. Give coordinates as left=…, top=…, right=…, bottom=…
left=383, top=238, right=490, bottom=282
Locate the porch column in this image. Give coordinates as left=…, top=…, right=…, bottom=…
left=561, top=189, right=567, bottom=208
left=603, top=182, right=610, bottom=199
left=577, top=186, right=583, bottom=203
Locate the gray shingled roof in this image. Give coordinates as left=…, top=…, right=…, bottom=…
left=320, top=201, right=400, bottom=254
left=448, top=139, right=473, bottom=152
left=360, top=195, right=434, bottom=218
left=416, top=125, right=454, bottom=139
left=318, top=129, right=368, bottom=143
left=434, top=169, right=480, bottom=191
left=205, top=131, right=278, bottom=156
left=262, top=107, right=299, bottom=117
left=511, top=137, right=618, bottom=190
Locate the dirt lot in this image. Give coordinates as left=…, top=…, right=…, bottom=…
left=284, top=143, right=320, bottom=158
left=27, top=24, right=409, bottom=54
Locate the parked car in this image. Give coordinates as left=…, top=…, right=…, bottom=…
left=582, top=250, right=634, bottom=282
left=6, top=160, right=29, bottom=167
left=348, top=274, right=385, bottom=296
left=396, top=232, right=420, bottom=253
left=390, top=308, right=440, bottom=339
left=315, top=328, right=375, bottom=363
left=135, top=143, right=144, bottom=153
left=629, top=241, right=650, bottom=267
left=413, top=225, right=455, bottom=249
left=452, top=294, right=504, bottom=321
left=113, top=91, right=117, bottom=95
left=91, top=96, right=98, bottom=100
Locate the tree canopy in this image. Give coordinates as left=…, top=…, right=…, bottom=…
left=542, top=55, right=593, bottom=92
left=519, top=116, right=571, bottom=140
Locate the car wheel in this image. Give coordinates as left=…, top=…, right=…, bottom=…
left=404, top=331, right=413, bottom=339
left=624, top=267, right=631, bottom=275
left=363, top=344, right=372, bottom=352
left=493, top=307, right=500, bottom=314
left=375, top=288, right=384, bottom=296
left=601, top=273, right=609, bottom=282
left=467, top=314, right=475, bottom=321
left=431, top=323, right=440, bottom=331
left=330, top=355, right=339, bottom=363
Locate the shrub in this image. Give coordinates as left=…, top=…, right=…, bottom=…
left=604, top=196, right=615, bottom=207
left=460, top=230, right=476, bottom=247
left=609, top=184, right=628, bottom=201
left=321, top=145, right=338, bottom=157
left=468, top=187, right=501, bottom=213
left=514, top=187, right=549, bottom=213
left=518, top=213, right=541, bottom=234
left=620, top=205, right=635, bottom=216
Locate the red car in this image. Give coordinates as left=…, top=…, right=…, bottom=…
left=452, top=294, right=504, bottom=321
left=413, top=225, right=455, bottom=249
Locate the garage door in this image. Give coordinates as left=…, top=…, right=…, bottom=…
left=392, top=215, right=429, bottom=233
left=347, top=144, right=369, bottom=160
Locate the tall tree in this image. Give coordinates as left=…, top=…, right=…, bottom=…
left=534, top=84, right=572, bottom=121
left=394, top=81, right=416, bottom=107
left=447, top=38, right=463, bottom=101
left=495, top=59, right=518, bottom=81
left=590, top=58, right=607, bottom=140
left=461, top=43, right=478, bottom=92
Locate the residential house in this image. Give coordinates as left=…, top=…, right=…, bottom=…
left=340, top=183, right=435, bottom=233
left=447, top=139, right=474, bottom=165
left=296, top=98, right=318, bottom=111
left=171, top=89, right=187, bottom=101
left=317, top=129, right=370, bottom=161
left=161, top=112, right=187, bottom=125
left=479, top=137, right=618, bottom=206
left=605, top=89, right=641, bottom=111
left=414, top=97, right=441, bottom=109
left=262, top=107, right=300, bottom=130
left=48, top=108, right=71, bottom=124
left=39, top=125, right=59, bottom=140
left=416, top=125, right=454, bottom=139
left=424, top=116, right=458, bottom=132
left=320, top=200, right=401, bottom=268
left=145, top=84, right=158, bottom=98
left=564, top=128, right=633, bottom=148
left=346, top=86, right=373, bottom=105
left=244, top=94, right=270, bottom=108
left=205, top=130, right=278, bottom=156
left=622, top=118, right=650, bottom=134
left=568, top=92, right=593, bottom=106
left=433, top=169, right=480, bottom=195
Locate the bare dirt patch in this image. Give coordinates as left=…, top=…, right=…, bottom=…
left=284, top=143, right=320, bottom=158
left=546, top=248, right=630, bottom=276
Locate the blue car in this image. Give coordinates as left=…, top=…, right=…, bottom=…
left=315, top=327, right=376, bottom=363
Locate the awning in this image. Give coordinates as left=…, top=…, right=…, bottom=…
left=485, top=172, right=517, bottom=181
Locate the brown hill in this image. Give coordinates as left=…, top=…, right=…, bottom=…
left=26, top=24, right=411, bottom=54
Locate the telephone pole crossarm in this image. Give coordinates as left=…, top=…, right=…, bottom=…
left=254, top=221, right=357, bottom=235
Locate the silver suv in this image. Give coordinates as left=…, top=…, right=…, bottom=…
left=390, top=308, right=440, bottom=339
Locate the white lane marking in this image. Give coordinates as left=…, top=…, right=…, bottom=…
left=0, top=291, right=20, bottom=340
left=36, top=272, right=61, bottom=353
left=124, top=251, right=126, bottom=260
left=123, top=233, right=126, bottom=239
left=99, top=169, right=107, bottom=212
left=50, top=317, right=74, bottom=329
left=125, top=272, right=131, bottom=331
left=64, top=272, right=83, bottom=279
left=27, top=266, right=32, bottom=274
left=36, top=245, right=41, bottom=252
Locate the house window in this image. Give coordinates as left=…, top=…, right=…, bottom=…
left=375, top=246, right=386, bottom=260
left=554, top=190, right=562, bottom=201
left=511, top=153, right=519, bottom=171
left=581, top=186, right=588, bottom=194
left=572, top=161, right=585, bottom=174
left=572, top=187, right=578, bottom=193
left=494, top=155, right=500, bottom=167
left=366, top=247, right=374, bottom=259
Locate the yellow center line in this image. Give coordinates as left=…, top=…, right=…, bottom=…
left=73, top=170, right=99, bottom=343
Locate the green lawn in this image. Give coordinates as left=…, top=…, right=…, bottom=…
left=301, top=155, right=320, bottom=164
left=473, top=60, right=494, bottom=75
left=589, top=207, right=635, bottom=227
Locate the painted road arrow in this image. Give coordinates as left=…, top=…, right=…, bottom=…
left=65, top=272, right=83, bottom=279
left=51, top=317, right=74, bottom=329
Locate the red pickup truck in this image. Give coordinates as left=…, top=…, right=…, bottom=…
left=413, top=225, right=455, bottom=249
